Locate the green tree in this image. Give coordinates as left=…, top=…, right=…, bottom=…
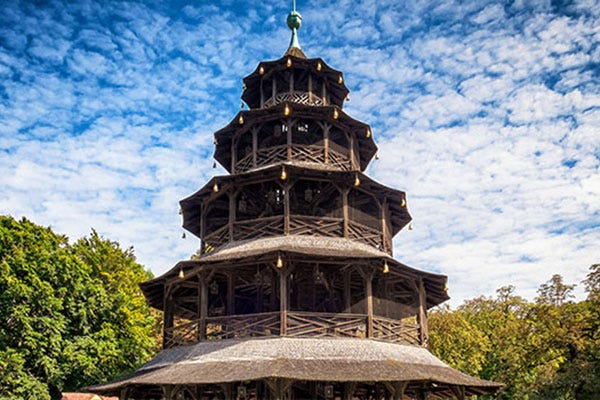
left=0, top=216, right=159, bottom=399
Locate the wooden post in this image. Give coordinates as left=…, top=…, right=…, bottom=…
left=322, top=80, right=327, bottom=105
left=200, top=205, right=206, bottom=254
left=279, top=268, right=288, bottom=336
left=343, top=269, right=351, bottom=312
left=252, top=128, right=258, bottom=168
left=342, top=188, right=349, bottom=238
left=308, top=74, right=313, bottom=104
left=366, top=270, right=374, bottom=338
left=199, top=275, right=208, bottom=340
left=162, top=287, right=174, bottom=348
left=227, top=272, right=235, bottom=316
left=230, top=137, right=236, bottom=173
left=286, top=121, right=292, bottom=161
left=418, top=278, right=429, bottom=347
left=284, top=182, right=290, bottom=235
left=349, top=134, right=357, bottom=170
left=353, top=132, right=360, bottom=170
left=381, top=199, right=388, bottom=253
left=228, top=191, right=235, bottom=242
left=289, top=70, right=294, bottom=94
left=272, top=76, right=277, bottom=103
left=323, top=124, right=330, bottom=164
left=260, top=78, right=265, bottom=108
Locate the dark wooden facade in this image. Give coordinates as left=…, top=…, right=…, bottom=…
left=89, top=9, right=503, bottom=400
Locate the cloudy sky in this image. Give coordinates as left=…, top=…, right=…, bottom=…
left=1, top=0, right=598, bottom=305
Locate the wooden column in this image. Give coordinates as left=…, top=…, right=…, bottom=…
left=230, top=137, right=236, bottom=173
left=418, top=278, right=429, bottom=347
left=286, top=121, right=292, bottom=160
left=323, top=124, right=330, bottom=164
left=343, top=269, right=351, bottom=312
left=384, top=382, right=407, bottom=400
left=272, top=76, right=277, bottom=103
left=260, top=78, right=265, bottom=108
left=365, top=270, right=374, bottom=338
left=308, top=74, right=313, bottom=104
left=342, top=188, right=349, bottom=238
left=289, top=71, right=294, bottom=94
left=322, top=80, right=327, bottom=105
left=162, top=286, right=174, bottom=348
left=200, top=205, right=206, bottom=254
left=227, top=272, right=235, bottom=316
left=199, top=276, right=208, bottom=341
left=228, top=191, right=235, bottom=242
left=349, top=134, right=357, bottom=170
left=381, top=199, right=388, bottom=253
left=279, top=268, right=288, bottom=336
left=252, top=128, right=258, bottom=168
left=284, top=182, right=290, bottom=235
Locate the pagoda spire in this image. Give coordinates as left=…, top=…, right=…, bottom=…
left=285, top=0, right=307, bottom=58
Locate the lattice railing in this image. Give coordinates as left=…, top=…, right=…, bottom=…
left=286, top=312, right=367, bottom=338
left=206, top=312, right=281, bottom=340
left=164, top=312, right=423, bottom=348
left=372, top=316, right=421, bottom=345
left=164, top=319, right=200, bottom=348
left=263, top=91, right=325, bottom=108
left=348, top=220, right=384, bottom=251
left=233, top=216, right=284, bottom=241
left=203, top=225, right=229, bottom=252
left=289, top=216, right=343, bottom=237
left=235, top=145, right=352, bottom=173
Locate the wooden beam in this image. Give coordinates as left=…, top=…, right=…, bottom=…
left=418, top=278, right=429, bottom=347
left=279, top=268, right=288, bottom=336
left=199, top=276, right=208, bottom=340
left=342, top=188, right=349, bottom=238
left=162, top=288, right=174, bottom=348
left=252, top=127, right=258, bottom=168
left=227, top=272, right=235, bottom=315
left=366, top=270, right=374, bottom=338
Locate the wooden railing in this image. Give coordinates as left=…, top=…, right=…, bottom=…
left=203, top=215, right=388, bottom=255
left=164, top=312, right=422, bottom=349
left=263, top=91, right=325, bottom=108
left=234, top=144, right=352, bottom=173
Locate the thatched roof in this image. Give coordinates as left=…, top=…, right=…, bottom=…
left=87, top=337, right=502, bottom=397
left=140, top=235, right=449, bottom=310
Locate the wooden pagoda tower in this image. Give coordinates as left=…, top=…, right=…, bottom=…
left=90, top=5, right=502, bottom=400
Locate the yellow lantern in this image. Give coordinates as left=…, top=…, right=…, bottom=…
left=259, top=66, right=265, bottom=75
left=333, top=109, right=339, bottom=119
left=401, top=198, right=406, bottom=207
left=284, top=104, right=291, bottom=116
left=383, top=261, right=390, bottom=274
left=213, top=182, right=219, bottom=193
left=354, top=174, right=360, bottom=187
left=366, top=128, right=371, bottom=138
left=280, top=167, right=287, bottom=180
left=238, top=115, right=244, bottom=125
left=178, top=269, right=185, bottom=279
left=286, top=57, right=292, bottom=67
left=338, top=74, right=343, bottom=84
left=276, top=255, right=283, bottom=268
left=316, top=61, right=322, bottom=71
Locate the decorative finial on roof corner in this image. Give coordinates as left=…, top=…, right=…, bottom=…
left=285, top=0, right=306, bottom=58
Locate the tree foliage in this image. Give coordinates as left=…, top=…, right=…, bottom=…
left=0, top=216, right=159, bottom=400
left=429, top=269, right=600, bottom=400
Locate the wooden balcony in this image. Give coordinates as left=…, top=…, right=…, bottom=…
left=235, top=144, right=352, bottom=173
left=163, top=311, right=422, bottom=349
left=203, top=215, right=386, bottom=255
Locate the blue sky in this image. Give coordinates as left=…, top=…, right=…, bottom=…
left=1, top=0, right=598, bottom=305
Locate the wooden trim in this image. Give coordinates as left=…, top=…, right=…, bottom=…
left=365, top=270, right=374, bottom=338
left=418, top=278, right=429, bottom=347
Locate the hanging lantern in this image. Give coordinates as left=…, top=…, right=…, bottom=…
left=280, top=167, right=287, bottom=180
left=178, top=269, right=185, bottom=279
left=333, top=109, right=339, bottom=119
left=213, top=161, right=217, bottom=168
left=242, top=83, right=247, bottom=90
left=366, top=128, right=371, bottom=138
left=375, top=153, right=380, bottom=160
left=284, top=104, right=291, bottom=116
left=238, top=115, right=244, bottom=124
left=383, top=261, right=390, bottom=274
left=259, top=66, right=265, bottom=75
left=213, top=182, right=219, bottom=193
left=338, top=74, right=343, bottom=84
left=354, top=174, right=360, bottom=187
left=181, top=232, right=186, bottom=239
left=276, top=254, right=283, bottom=268
left=178, top=207, right=183, bottom=215
left=401, top=198, right=406, bottom=207
left=286, top=57, right=292, bottom=67
left=408, top=223, right=413, bottom=230
left=240, top=103, right=245, bottom=109
left=213, top=138, right=218, bottom=145
left=316, top=61, right=322, bottom=71
left=346, top=95, right=350, bottom=102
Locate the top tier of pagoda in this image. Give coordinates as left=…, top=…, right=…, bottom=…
left=212, top=10, right=376, bottom=174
